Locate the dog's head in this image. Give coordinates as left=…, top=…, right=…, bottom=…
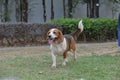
left=47, top=28, right=64, bottom=44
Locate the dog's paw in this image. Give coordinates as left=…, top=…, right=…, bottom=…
left=51, top=65, right=56, bottom=68
left=62, top=62, right=66, bottom=66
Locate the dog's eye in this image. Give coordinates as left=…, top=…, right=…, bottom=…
left=53, top=31, right=56, bottom=34
left=47, top=32, right=50, bottom=35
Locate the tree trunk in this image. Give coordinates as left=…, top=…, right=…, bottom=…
left=95, top=0, right=99, bottom=18
left=20, top=0, right=22, bottom=21
left=4, top=0, right=9, bottom=22
left=91, top=0, right=95, bottom=18
left=51, top=0, right=54, bottom=20
left=87, top=1, right=90, bottom=17
left=68, top=0, right=73, bottom=18
left=89, top=0, right=95, bottom=18
left=63, top=0, right=66, bottom=18
left=87, top=0, right=99, bottom=18
left=15, top=0, right=21, bottom=22
left=21, top=0, right=28, bottom=22
left=42, top=0, right=46, bottom=22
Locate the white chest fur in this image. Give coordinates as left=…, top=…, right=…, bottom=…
left=50, top=38, right=67, bottom=55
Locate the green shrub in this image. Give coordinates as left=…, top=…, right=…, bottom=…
left=51, top=18, right=118, bottom=42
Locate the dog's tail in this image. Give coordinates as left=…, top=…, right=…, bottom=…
left=70, top=20, right=84, bottom=39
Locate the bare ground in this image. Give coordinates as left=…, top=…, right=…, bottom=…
left=0, top=42, right=119, bottom=58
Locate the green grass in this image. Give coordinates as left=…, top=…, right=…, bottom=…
left=0, top=54, right=120, bottom=80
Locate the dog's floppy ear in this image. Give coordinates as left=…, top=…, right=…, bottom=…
left=58, top=30, right=64, bottom=42
left=46, top=30, right=50, bottom=39
left=47, top=30, right=50, bottom=36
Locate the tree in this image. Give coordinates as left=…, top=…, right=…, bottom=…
left=63, top=0, right=66, bottom=18
left=4, top=0, right=10, bottom=22
left=95, top=0, right=99, bottom=18
left=68, top=0, right=73, bottom=18
left=51, top=0, right=54, bottom=20
left=83, top=0, right=99, bottom=18
left=42, top=0, right=46, bottom=22
left=72, top=0, right=100, bottom=18
left=15, top=0, right=21, bottom=22
left=21, top=0, right=28, bottom=22
left=0, top=0, right=4, bottom=22
left=15, top=0, right=28, bottom=22
left=108, top=0, right=120, bottom=18
left=0, top=0, right=10, bottom=22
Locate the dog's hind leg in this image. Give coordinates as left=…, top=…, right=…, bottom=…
left=73, top=51, right=77, bottom=60
left=62, top=52, right=68, bottom=66
left=70, top=37, right=77, bottom=60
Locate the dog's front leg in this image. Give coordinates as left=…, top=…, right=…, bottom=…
left=51, top=53, right=56, bottom=68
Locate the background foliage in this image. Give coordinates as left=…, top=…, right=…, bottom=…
left=51, top=18, right=118, bottom=42
left=0, top=18, right=118, bottom=46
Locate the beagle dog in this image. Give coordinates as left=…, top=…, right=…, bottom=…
left=47, top=20, right=84, bottom=68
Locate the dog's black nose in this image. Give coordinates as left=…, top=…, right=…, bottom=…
left=48, top=35, right=51, bottom=38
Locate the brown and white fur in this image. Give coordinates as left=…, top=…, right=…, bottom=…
left=47, top=20, right=84, bottom=68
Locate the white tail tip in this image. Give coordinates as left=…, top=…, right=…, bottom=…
left=78, top=20, right=84, bottom=32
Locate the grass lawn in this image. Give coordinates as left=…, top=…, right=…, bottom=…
left=0, top=53, right=120, bottom=80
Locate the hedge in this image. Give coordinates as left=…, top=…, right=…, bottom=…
left=0, top=23, right=60, bottom=46
left=0, top=18, right=118, bottom=47
left=51, top=18, right=118, bottom=42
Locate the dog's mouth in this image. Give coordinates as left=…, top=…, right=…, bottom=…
left=48, top=38, right=58, bottom=44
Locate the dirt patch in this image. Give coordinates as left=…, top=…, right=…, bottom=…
left=76, top=42, right=119, bottom=56
left=0, top=42, right=119, bottom=58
